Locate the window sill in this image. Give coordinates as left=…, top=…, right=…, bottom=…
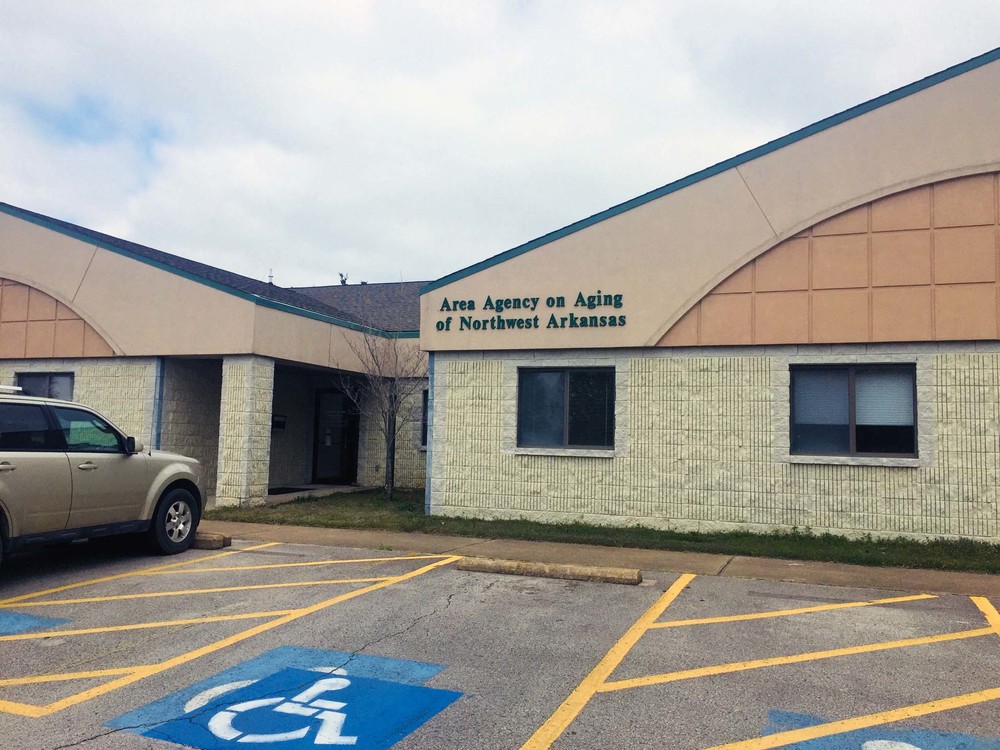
left=784, top=454, right=921, bottom=468
left=513, top=446, right=617, bottom=458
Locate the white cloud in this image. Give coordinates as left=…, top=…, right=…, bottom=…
left=1, top=1, right=998, bottom=286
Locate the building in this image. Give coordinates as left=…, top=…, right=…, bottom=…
left=0, top=203, right=427, bottom=506
left=419, top=48, right=1000, bottom=541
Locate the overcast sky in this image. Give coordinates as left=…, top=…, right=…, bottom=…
left=2, top=2, right=998, bottom=287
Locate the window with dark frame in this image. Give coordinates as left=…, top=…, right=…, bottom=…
left=420, top=389, right=429, bottom=447
left=517, top=367, right=615, bottom=448
left=790, top=364, right=916, bottom=457
left=15, top=372, right=74, bottom=400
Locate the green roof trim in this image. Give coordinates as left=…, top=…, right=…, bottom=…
left=0, top=202, right=418, bottom=339
left=421, top=46, right=1000, bottom=295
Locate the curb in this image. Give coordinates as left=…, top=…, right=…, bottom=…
left=457, top=557, right=642, bottom=585
left=193, top=531, right=232, bottom=550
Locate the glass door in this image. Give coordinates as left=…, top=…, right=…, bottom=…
left=313, top=390, right=359, bottom=484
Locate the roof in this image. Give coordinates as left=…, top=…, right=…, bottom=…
left=293, top=281, right=426, bottom=333
left=421, top=46, right=1000, bottom=295
left=0, top=202, right=418, bottom=337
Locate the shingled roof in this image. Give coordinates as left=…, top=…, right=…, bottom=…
left=293, top=281, right=425, bottom=333
left=0, top=202, right=365, bottom=327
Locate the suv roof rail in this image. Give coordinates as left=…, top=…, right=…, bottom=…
left=0, top=385, right=23, bottom=393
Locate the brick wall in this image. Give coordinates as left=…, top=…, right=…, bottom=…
left=429, top=345, right=1000, bottom=541
left=216, top=356, right=274, bottom=507
left=159, top=358, right=222, bottom=495
left=269, top=368, right=314, bottom=487
left=0, top=357, right=157, bottom=445
left=357, top=380, right=426, bottom=489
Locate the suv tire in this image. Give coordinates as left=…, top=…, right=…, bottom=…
left=149, top=487, right=199, bottom=555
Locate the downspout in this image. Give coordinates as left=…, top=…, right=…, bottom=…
left=151, top=356, right=165, bottom=450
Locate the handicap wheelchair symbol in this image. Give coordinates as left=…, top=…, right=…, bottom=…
left=202, top=671, right=358, bottom=745
left=145, top=662, right=462, bottom=750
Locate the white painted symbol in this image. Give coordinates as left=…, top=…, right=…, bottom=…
left=189, top=669, right=359, bottom=745
left=862, top=742, right=923, bottom=750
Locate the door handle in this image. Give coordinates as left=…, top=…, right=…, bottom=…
left=0, top=462, right=15, bottom=472
left=77, top=462, right=99, bottom=471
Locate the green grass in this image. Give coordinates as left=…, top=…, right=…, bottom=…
left=205, top=488, right=1000, bottom=574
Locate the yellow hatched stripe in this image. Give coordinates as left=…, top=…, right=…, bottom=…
left=148, top=554, right=453, bottom=574
left=972, top=596, right=1000, bottom=633
left=0, top=667, right=143, bottom=687
left=0, top=542, right=281, bottom=607
left=706, top=687, right=1000, bottom=749
left=600, top=627, right=993, bottom=692
left=3, top=577, right=389, bottom=607
left=650, top=593, right=935, bottom=629
left=519, top=573, right=696, bottom=750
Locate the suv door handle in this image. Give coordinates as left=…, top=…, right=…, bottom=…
left=77, top=462, right=99, bottom=471
left=0, top=461, right=15, bottom=472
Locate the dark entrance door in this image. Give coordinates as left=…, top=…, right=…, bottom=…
left=313, top=390, right=360, bottom=484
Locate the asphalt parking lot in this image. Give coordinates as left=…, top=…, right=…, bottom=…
left=1, top=539, right=999, bottom=750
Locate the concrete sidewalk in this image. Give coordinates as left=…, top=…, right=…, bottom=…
left=199, top=519, right=1000, bottom=597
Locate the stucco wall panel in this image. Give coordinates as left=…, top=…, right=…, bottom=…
left=0, top=213, right=95, bottom=304
left=662, top=173, right=1000, bottom=347
left=0, top=279, right=113, bottom=358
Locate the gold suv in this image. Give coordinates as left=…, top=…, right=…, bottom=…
left=0, top=388, right=204, bottom=567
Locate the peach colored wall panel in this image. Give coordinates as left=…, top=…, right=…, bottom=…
left=933, top=226, right=996, bottom=284
left=871, top=186, right=931, bottom=232
left=934, top=174, right=996, bottom=227
left=0, top=321, right=27, bottom=358
left=53, top=319, right=86, bottom=357
left=755, top=238, right=809, bottom=291
left=661, top=172, right=1000, bottom=347
left=699, top=294, right=752, bottom=345
left=811, top=289, right=868, bottom=343
left=872, top=286, right=933, bottom=341
left=0, top=279, right=113, bottom=358
left=934, top=284, right=997, bottom=340
left=871, top=231, right=932, bottom=286
left=811, top=234, right=869, bottom=289
left=754, top=292, right=809, bottom=344
left=27, top=287, right=57, bottom=321
left=711, top=264, right=752, bottom=294
left=2, top=284, right=29, bottom=321
left=812, top=204, right=868, bottom=236
left=24, top=321, right=56, bottom=358
left=660, top=306, right=699, bottom=346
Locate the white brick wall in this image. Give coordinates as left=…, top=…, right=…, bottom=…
left=429, top=344, right=1000, bottom=541
left=216, top=355, right=274, bottom=507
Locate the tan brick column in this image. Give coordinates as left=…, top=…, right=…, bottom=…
left=215, top=355, right=274, bottom=507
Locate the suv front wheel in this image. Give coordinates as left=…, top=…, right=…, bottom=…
left=149, top=487, right=199, bottom=555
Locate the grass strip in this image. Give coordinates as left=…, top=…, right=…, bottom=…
left=205, top=489, right=1000, bottom=574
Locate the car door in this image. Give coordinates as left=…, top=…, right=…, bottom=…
left=51, top=405, right=149, bottom=529
left=0, top=401, right=72, bottom=535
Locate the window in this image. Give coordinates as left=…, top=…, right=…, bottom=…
left=517, top=368, right=615, bottom=448
left=790, top=365, right=916, bottom=456
left=0, top=403, right=55, bottom=451
left=16, top=372, right=74, bottom=400
left=52, top=406, right=124, bottom=453
left=420, top=389, right=429, bottom=447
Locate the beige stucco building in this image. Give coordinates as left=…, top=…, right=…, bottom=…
left=419, top=48, right=1000, bottom=541
left=0, top=208, right=427, bottom=507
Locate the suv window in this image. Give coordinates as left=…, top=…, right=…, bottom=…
left=0, top=403, right=54, bottom=451
left=52, top=406, right=123, bottom=453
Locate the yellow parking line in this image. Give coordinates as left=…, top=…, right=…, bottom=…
left=4, top=577, right=390, bottom=607
left=0, top=667, right=143, bottom=687
left=5, top=554, right=461, bottom=717
left=705, top=686, right=1000, bottom=749
left=520, top=573, right=696, bottom=750
left=0, top=542, right=281, bottom=607
left=972, top=596, right=1000, bottom=633
left=650, top=593, right=936, bottom=629
left=147, top=553, right=453, bottom=574
left=0, top=610, right=295, bottom=642
left=600, top=627, right=993, bottom=692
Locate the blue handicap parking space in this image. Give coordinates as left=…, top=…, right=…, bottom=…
left=109, top=646, right=461, bottom=749
left=0, top=610, right=68, bottom=635
left=763, top=710, right=1000, bottom=749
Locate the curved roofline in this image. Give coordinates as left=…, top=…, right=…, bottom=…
left=421, top=46, right=1000, bottom=295
left=0, top=202, right=418, bottom=339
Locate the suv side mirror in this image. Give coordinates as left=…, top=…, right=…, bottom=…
left=125, top=437, right=144, bottom=454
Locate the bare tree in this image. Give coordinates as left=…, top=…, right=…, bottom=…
left=338, top=326, right=427, bottom=499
